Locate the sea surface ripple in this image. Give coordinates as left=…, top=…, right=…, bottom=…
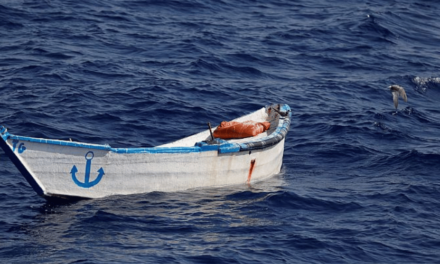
left=1, top=0, right=440, bottom=263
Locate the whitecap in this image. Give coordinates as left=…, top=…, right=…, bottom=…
left=412, top=76, right=440, bottom=94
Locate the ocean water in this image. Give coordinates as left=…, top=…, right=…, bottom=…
left=1, top=0, right=440, bottom=263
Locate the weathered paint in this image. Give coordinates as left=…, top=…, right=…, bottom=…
left=248, top=158, right=256, bottom=183
left=0, top=104, right=291, bottom=199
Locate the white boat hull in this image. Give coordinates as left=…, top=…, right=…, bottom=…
left=0, top=104, right=291, bottom=199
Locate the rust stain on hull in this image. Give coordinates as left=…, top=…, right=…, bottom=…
left=247, top=158, right=256, bottom=184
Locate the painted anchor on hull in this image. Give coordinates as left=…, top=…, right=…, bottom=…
left=71, top=151, right=105, bottom=188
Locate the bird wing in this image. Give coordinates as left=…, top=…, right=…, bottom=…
left=399, top=88, right=407, bottom=102
left=392, top=91, right=399, bottom=108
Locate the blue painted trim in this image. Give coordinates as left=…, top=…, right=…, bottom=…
left=280, top=104, right=290, bottom=112
left=111, top=146, right=204, bottom=154
left=219, top=143, right=241, bottom=154
left=9, top=135, right=112, bottom=151
left=0, top=104, right=291, bottom=155
left=238, top=104, right=291, bottom=151
left=0, top=133, right=45, bottom=196
left=0, top=126, right=9, bottom=141
left=1, top=132, right=10, bottom=141
left=194, top=141, right=220, bottom=151
left=194, top=140, right=240, bottom=154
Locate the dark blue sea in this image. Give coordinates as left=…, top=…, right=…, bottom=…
left=1, top=0, right=440, bottom=263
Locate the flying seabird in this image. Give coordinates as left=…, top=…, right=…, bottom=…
left=389, top=85, right=407, bottom=109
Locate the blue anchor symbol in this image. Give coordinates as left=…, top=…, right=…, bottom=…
left=71, top=151, right=105, bottom=188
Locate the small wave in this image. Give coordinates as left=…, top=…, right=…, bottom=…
left=412, top=76, right=440, bottom=95
left=366, top=191, right=415, bottom=204
left=127, top=0, right=208, bottom=12
left=282, top=233, right=326, bottom=250
left=225, top=190, right=272, bottom=202
left=189, top=57, right=280, bottom=80
left=262, top=191, right=363, bottom=212
left=405, top=184, right=440, bottom=197
left=45, top=52, right=74, bottom=60
left=190, top=58, right=222, bottom=72
left=351, top=13, right=397, bottom=44
left=370, top=149, right=440, bottom=173
left=83, top=209, right=200, bottom=233
left=95, top=11, right=132, bottom=22
left=0, top=20, right=23, bottom=29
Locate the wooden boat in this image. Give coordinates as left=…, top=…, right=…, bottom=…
left=0, top=104, right=291, bottom=200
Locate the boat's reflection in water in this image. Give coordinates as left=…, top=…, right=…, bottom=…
left=26, top=170, right=288, bottom=254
